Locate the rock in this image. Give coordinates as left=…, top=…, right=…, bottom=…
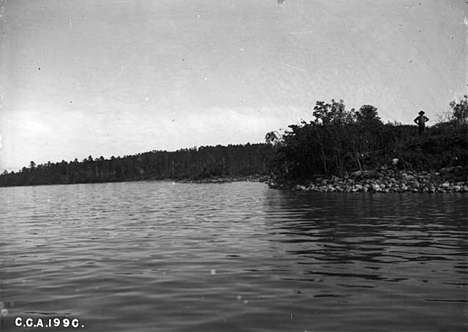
left=330, top=175, right=340, bottom=183
left=351, top=170, right=362, bottom=178
left=287, top=168, right=467, bottom=194
left=440, top=167, right=452, bottom=175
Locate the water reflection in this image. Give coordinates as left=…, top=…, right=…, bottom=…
left=263, top=190, right=467, bottom=289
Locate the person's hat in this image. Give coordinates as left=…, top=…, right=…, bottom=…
left=419, top=110, right=425, bottom=115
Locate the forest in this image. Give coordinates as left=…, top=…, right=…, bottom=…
left=1, top=96, right=466, bottom=188
left=264, top=95, right=468, bottom=186
left=0, top=143, right=269, bottom=187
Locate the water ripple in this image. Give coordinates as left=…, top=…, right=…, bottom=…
left=0, top=182, right=466, bottom=331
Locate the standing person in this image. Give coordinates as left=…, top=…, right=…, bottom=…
left=414, top=110, right=429, bottom=136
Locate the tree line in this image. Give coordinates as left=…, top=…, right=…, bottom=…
left=2, top=96, right=466, bottom=188
left=0, top=143, right=270, bottom=187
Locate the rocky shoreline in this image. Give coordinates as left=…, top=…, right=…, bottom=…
left=268, top=166, right=468, bottom=193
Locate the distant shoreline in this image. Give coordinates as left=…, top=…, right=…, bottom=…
left=0, top=174, right=270, bottom=188
left=1, top=170, right=466, bottom=193
left=176, top=174, right=269, bottom=184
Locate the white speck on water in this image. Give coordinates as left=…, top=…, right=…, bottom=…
left=243, top=299, right=249, bottom=304
left=210, top=269, right=216, bottom=275
left=1, top=308, right=8, bottom=317
left=236, top=295, right=242, bottom=300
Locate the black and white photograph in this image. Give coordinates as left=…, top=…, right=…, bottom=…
left=0, top=0, right=467, bottom=331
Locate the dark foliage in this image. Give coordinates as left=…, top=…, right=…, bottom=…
left=0, top=144, right=269, bottom=187
left=265, top=99, right=468, bottom=184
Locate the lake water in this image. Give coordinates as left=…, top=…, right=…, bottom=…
left=0, top=181, right=466, bottom=332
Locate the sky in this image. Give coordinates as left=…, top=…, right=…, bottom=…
left=0, top=0, right=466, bottom=172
